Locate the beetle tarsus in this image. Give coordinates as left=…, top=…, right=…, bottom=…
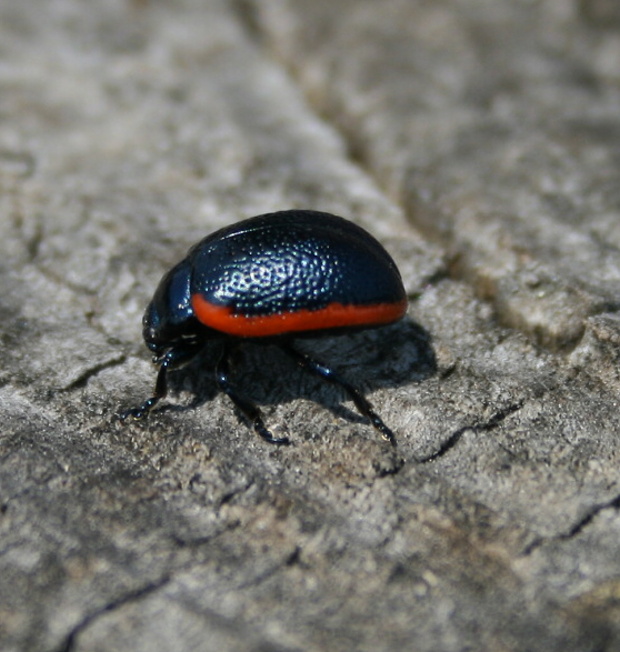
left=119, top=396, right=160, bottom=421
left=120, top=390, right=163, bottom=421
left=366, top=412, right=397, bottom=447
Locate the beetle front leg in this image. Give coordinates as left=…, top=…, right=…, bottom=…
left=121, top=360, right=169, bottom=420
left=120, top=345, right=200, bottom=421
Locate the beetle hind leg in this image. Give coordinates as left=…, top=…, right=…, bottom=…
left=280, top=342, right=397, bottom=446
left=216, top=343, right=290, bottom=445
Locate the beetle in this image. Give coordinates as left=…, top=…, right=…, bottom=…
left=121, top=210, right=407, bottom=445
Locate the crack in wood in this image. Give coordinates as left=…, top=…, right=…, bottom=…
left=54, top=574, right=172, bottom=652
left=60, top=354, right=127, bottom=392
left=523, top=493, right=620, bottom=556
left=416, top=400, right=526, bottom=464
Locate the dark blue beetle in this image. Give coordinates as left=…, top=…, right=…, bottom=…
left=123, top=210, right=407, bottom=445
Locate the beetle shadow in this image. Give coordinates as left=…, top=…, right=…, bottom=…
left=160, top=316, right=436, bottom=430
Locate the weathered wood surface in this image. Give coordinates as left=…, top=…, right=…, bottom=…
left=1, top=1, right=619, bottom=650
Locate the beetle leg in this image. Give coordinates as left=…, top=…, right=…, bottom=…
left=280, top=342, right=397, bottom=446
left=121, top=345, right=200, bottom=421
left=121, top=358, right=170, bottom=420
left=215, top=343, right=290, bottom=445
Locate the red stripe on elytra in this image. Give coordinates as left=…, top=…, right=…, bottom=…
left=191, top=294, right=407, bottom=337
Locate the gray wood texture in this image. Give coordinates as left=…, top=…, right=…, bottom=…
left=1, top=1, right=619, bottom=650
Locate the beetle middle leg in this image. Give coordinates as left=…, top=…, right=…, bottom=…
left=279, top=341, right=397, bottom=446
left=216, top=342, right=290, bottom=445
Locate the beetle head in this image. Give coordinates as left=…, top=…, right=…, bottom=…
left=142, top=257, right=202, bottom=356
